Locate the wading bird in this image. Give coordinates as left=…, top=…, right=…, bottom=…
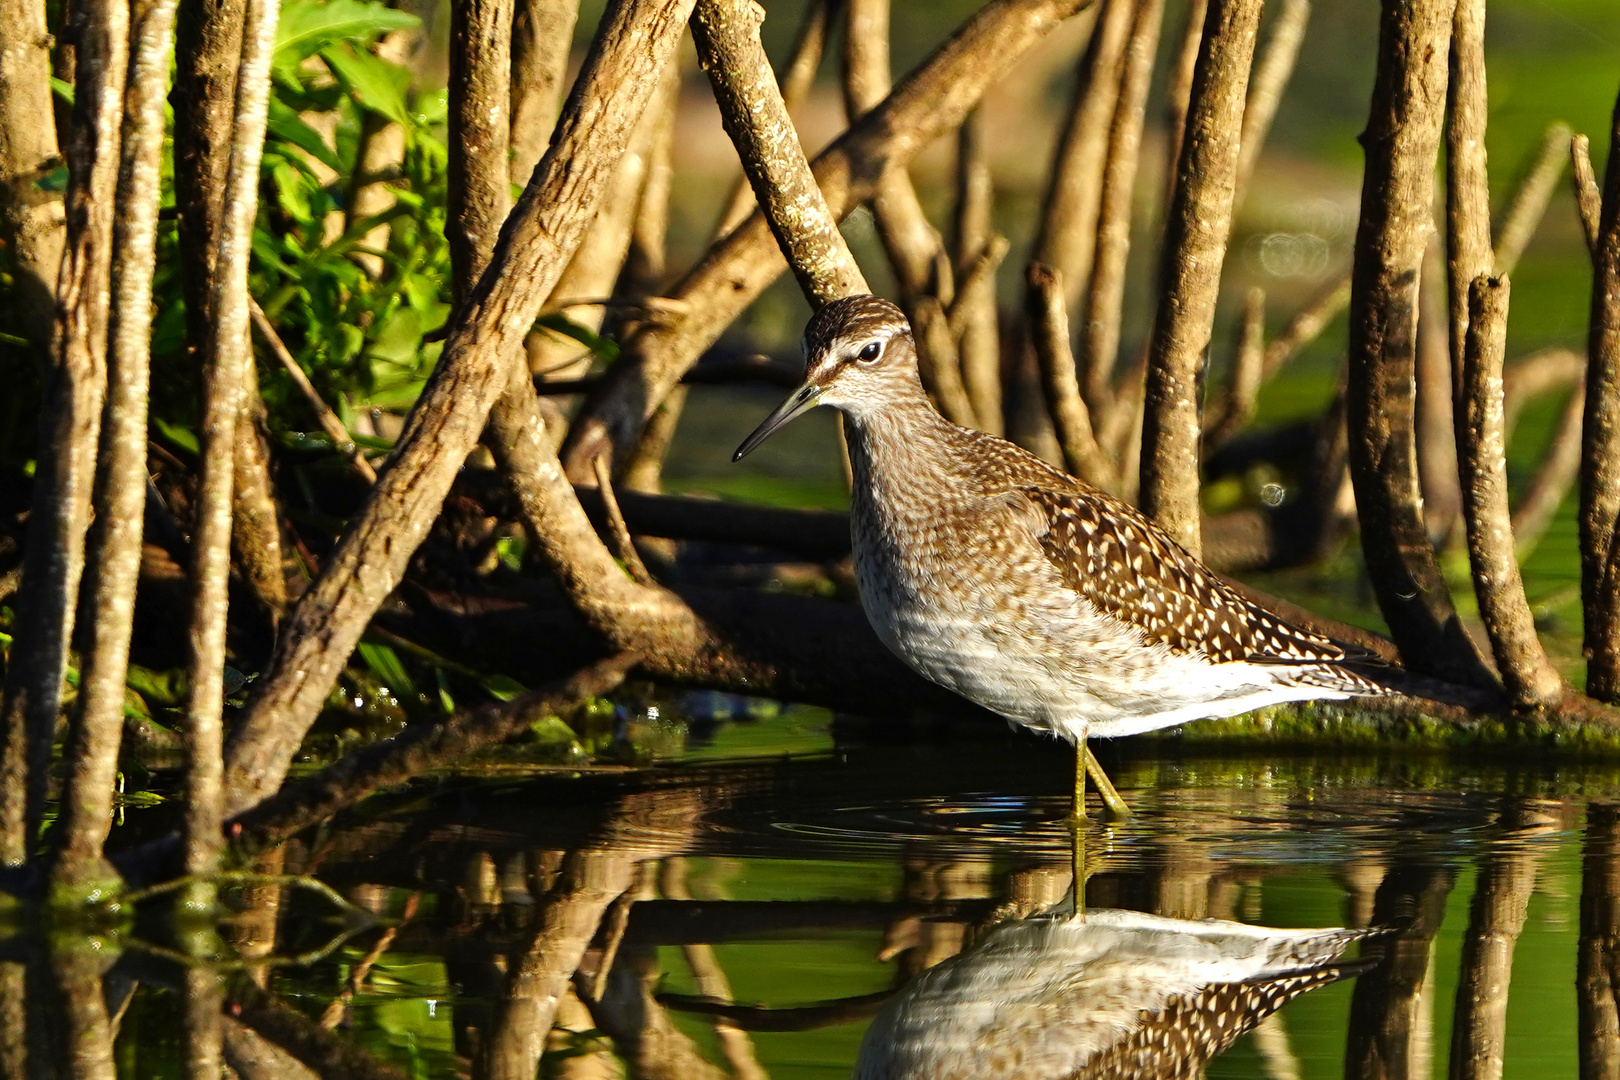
left=735, top=295, right=1391, bottom=821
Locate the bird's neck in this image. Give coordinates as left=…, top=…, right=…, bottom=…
left=841, top=374, right=968, bottom=513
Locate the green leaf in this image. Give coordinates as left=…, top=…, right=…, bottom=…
left=536, top=313, right=620, bottom=364
left=269, top=156, right=314, bottom=221
left=50, top=76, right=73, bottom=105
left=275, top=0, right=419, bottom=63
left=266, top=98, right=342, bottom=171
left=412, top=87, right=448, bottom=127
left=357, top=641, right=415, bottom=695
left=320, top=42, right=411, bottom=126
left=483, top=674, right=527, bottom=702
left=126, top=665, right=187, bottom=706
left=152, top=417, right=199, bottom=455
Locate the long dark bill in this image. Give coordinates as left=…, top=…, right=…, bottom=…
left=732, top=384, right=822, bottom=461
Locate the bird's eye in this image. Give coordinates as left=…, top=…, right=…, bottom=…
left=856, top=340, right=883, bottom=363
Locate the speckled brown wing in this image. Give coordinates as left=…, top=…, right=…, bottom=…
left=1015, top=485, right=1371, bottom=672
left=1078, top=963, right=1369, bottom=1080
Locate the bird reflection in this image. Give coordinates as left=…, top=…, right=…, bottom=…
left=855, top=908, right=1378, bottom=1080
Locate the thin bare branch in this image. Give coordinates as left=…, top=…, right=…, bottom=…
left=1512, top=378, right=1583, bottom=556
left=119, top=659, right=635, bottom=881
left=231, top=373, right=287, bottom=622
left=1417, top=244, right=1460, bottom=540
left=1233, top=0, right=1308, bottom=207
left=1493, top=123, right=1571, bottom=276
left=0, top=0, right=127, bottom=867
left=1205, top=285, right=1264, bottom=445
left=510, top=0, right=580, bottom=187
left=1159, top=0, right=1206, bottom=215
left=1260, top=270, right=1350, bottom=381
left=530, top=59, right=676, bottom=381
left=715, top=0, right=837, bottom=236
left=186, top=0, right=280, bottom=888
left=1583, top=90, right=1620, bottom=702
left=624, top=58, right=678, bottom=295
left=1503, top=346, right=1585, bottom=434
left=693, top=0, right=867, bottom=306
left=447, top=0, right=515, bottom=300
left=1573, top=134, right=1603, bottom=257
left=843, top=0, right=949, bottom=303
left=1140, top=0, right=1263, bottom=557
left=1446, top=0, right=1492, bottom=393
left=622, top=387, right=687, bottom=493
left=908, top=298, right=976, bottom=428
left=948, top=234, right=1008, bottom=338
left=1456, top=276, right=1564, bottom=706
left=591, top=454, right=655, bottom=585
left=168, top=0, right=283, bottom=623
left=1345, top=0, right=1493, bottom=687
left=1028, top=262, right=1111, bottom=489
left=1035, top=0, right=1134, bottom=308
left=1078, top=0, right=1162, bottom=418
left=0, top=0, right=65, bottom=356
left=563, top=0, right=1097, bottom=477
left=250, top=301, right=377, bottom=483
left=50, top=0, right=177, bottom=889
left=952, top=109, right=1003, bottom=435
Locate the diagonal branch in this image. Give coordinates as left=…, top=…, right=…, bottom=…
left=692, top=0, right=867, bottom=305
left=221, top=0, right=700, bottom=817
left=561, top=0, right=1098, bottom=477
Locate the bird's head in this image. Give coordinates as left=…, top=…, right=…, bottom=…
left=733, top=295, right=917, bottom=461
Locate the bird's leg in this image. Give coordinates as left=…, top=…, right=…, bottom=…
left=1070, top=739, right=1088, bottom=826
left=1084, top=746, right=1132, bottom=822
left=1071, top=816, right=1086, bottom=917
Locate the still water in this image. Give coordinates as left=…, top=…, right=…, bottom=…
left=9, top=703, right=1618, bottom=1078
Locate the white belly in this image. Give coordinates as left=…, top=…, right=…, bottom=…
left=854, top=544, right=1348, bottom=742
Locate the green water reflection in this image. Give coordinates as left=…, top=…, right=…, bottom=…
left=9, top=728, right=1620, bottom=1079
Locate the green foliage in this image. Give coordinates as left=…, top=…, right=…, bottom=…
left=246, top=0, right=451, bottom=427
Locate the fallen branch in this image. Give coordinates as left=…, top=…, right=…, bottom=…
left=117, top=656, right=636, bottom=885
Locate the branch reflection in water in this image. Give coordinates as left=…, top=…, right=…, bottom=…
left=2, top=760, right=1614, bottom=1077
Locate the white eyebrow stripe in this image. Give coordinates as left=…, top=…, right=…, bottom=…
left=809, top=355, right=842, bottom=381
